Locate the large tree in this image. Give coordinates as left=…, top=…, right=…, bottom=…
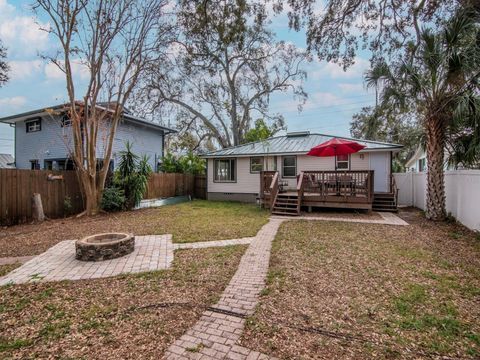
left=143, top=0, right=308, bottom=148
left=363, top=10, right=480, bottom=220
left=281, top=0, right=459, bottom=66
left=35, top=0, right=171, bottom=215
left=0, top=39, right=9, bottom=87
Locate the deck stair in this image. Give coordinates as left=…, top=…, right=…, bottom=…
left=373, top=193, right=398, bottom=212
left=271, top=193, right=300, bottom=216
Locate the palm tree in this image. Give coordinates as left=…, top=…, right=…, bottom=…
left=371, top=9, right=480, bottom=220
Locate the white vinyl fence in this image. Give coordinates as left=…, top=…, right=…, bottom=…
left=393, top=171, right=480, bottom=231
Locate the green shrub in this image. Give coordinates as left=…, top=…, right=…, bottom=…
left=160, top=152, right=205, bottom=175
left=101, top=187, right=126, bottom=212
left=114, top=141, right=152, bottom=210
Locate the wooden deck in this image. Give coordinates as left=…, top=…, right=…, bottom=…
left=261, top=170, right=376, bottom=215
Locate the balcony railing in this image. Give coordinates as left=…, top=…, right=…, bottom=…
left=298, top=170, right=374, bottom=202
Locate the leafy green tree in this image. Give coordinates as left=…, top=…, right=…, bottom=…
left=363, top=10, right=480, bottom=220
left=244, top=119, right=283, bottom=143
left=160, top=152, right=205, bottom=175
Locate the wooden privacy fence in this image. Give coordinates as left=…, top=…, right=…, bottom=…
left=0, top=169, right=207, bottom=225
left=0, top=169, right=83, bottom=226
left=194, top=175, right=207, bottom=199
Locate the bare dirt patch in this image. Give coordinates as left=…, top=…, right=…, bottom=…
left=0, top=200, right=268, bottom=257
left=0, top=245, right=246, bottom=359
left=241, top=209, right=480, bottom=359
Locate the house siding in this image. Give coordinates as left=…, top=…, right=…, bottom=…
left=15, top=115, right=164, bottom=170
left=206, top=152, right=389, bottom=201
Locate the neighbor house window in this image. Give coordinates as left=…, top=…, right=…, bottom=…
left=214, top=158, right=236, bottom=182
left=282, top=156, right=296, bottom=178
left=418, top=158, right=426, bottom=172
left=26, top=118, right=41, bottom=133
left=30, top=159, right=40, bottom=170
left=336, top=154, right=349, bottom=170
left=61, top=115, right=72, bottom=127
left=250, top=157, right=264, bottom=173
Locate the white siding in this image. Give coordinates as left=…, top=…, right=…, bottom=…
left=208, top=157, right=261, bottom=194
left=208, top=152, right=390, bottom=193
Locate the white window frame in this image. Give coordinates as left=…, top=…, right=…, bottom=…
left=250, top=157, right=264, bottom=173
left=214, top=158, right=236, bottom=182
left=336, top=154, right=350, bottom=170
left=26, top=118, right=41, bottom=133
left=282, top=156, right=297, bottom=178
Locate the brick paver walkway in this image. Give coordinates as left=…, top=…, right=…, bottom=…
left=0, top=255, right=35, bottom=266
left=0, top=235, right=174, bottom=285
left=272, top=211, right=408, bottom=226
left=0, top=236, right=256, bottom=285
left=164, top=219, right=284, bottom=360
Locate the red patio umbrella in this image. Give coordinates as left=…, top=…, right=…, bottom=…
left=307, top=137, right=366, bottom=162
left=306, top=137, right=366, bottom=194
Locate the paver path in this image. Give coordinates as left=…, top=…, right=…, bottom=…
left=0, top=255, right=35, bottom=266
left=164, top=219, right=284, bottom=360
left=163, top=211, right=408, bottom=359
left=0, top=236, right=255, bottom=285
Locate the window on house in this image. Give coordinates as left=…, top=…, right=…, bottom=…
left=250, top=157, right=264, bottom=173
left=336, top=154, right=349, bottom=170
left=61, top=115, right=72, bottom=127
left=26, top=118, right=41, bottom=133
left=282, top=156, right=296, bottom=178
left=30, top=159, right=40, bottom=170
left=418, top=158, right=426, bottom=172
left=214, top=158, right=236, bottom=182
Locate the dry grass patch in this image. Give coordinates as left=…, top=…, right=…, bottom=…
left=0, top=200, right=268, bottom=257
left=301, top=209, right=382, bottom=220
left=0, top=264, right=21, bottom=277
left=0, top=245, right=246, bottom=359
left=241, top=209, right=480, bottom=359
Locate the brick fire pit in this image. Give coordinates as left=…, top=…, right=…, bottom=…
left=75, top=233, right=135, bottom=261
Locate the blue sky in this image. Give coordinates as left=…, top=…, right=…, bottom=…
left=0, top=0, right=375, bottom=156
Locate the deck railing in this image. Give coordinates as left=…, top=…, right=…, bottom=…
left=299, top=170, right=374, bottom=202
left=260, top=170, right=278, bottom=209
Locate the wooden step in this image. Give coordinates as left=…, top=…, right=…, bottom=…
left=272, top=210, right=300, bottom=216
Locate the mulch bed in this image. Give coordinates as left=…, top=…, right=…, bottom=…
left=0, top=245, right=246, bottom=359
left=240, top=209, right=480, bottom=359
left=0, top=200, right=268, bottom=257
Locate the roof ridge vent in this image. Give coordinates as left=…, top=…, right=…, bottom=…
left=286, top=131, right=310, bottom=137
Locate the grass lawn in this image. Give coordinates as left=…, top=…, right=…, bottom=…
left=0, top=200, right=268, bottom=257
left=0, top=245, right=246, bottom=359
left=241, top=209, right=480, bottom=359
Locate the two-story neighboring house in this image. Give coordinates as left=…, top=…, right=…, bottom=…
left=0, top=103, right=176, bottom=171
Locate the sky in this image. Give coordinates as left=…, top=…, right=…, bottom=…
left=0, top=0, right=375, bottom=156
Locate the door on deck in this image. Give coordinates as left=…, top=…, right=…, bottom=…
left=369, top=152, right=390, bottom=193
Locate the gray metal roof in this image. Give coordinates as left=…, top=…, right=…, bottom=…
left=0, top=154, right=15, bottom=168
left=202, top=132, right=403, bottom=157
left=0, top=103, right=177, bottom=134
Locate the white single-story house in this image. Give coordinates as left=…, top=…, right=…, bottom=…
left=201, top=131, right=403, bottom=213
left=405, top=146, right=427, bottom=172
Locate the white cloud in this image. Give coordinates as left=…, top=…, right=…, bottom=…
left=338, top=83, right=365, bottom=93
left=0, top=96, right=27, bottom=113
left=309, top=57, right=370, bottom=80
left=44, top=60, right=90, bottom=82
left=305, top=91, right=344, bottom=109
left=0, top=0, right=50, bottom=57
left=9, top=60, right=43, bottom=80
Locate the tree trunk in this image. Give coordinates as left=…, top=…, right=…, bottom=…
left=425, top=116, right=446, bottom=221
left=32, top=193, right=45, bottom=222
left=80, top=170, right=100, bottom=216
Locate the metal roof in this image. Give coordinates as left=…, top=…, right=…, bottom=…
left=202, top=132, right=403, bottom=158
left=0, top=154, right=15, bottom=168
left=0, top=103, right=177, bottom=134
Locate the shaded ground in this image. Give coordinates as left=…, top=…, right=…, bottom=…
left=0, top=200, right=268, bottom=257
left=0, top=245, right=246, bottom=359
left=241, top=209, right=480, bottom=359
